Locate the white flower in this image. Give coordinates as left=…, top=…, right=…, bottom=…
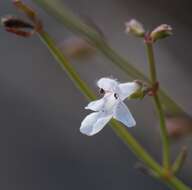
left=80, top=77, right=140, bottom=136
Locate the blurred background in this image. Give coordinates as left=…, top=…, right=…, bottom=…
left=0, top=0, right=192, bottom=189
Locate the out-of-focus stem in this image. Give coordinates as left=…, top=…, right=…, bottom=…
left=145, top=42, right=170, bottom=170
left=32, top=0, right=183, bottom=115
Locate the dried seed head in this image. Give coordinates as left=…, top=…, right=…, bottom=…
left=1, top=15, right=34, bottom=29
left=1, top=15, right=35, bottom=37
left=1, top=0, right=43, bottom=37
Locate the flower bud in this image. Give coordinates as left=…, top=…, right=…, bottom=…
left=1, top=15, right=35, bottom=37
left=125, top=19, right=145, bottom=37
left=150, top=24, right=172, bottom=42
left=128, top=80, right=146, bottom=99
left=1, top=15, right=33, bottom=29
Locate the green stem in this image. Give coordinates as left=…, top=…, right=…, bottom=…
left=172, top=147, right=187, bottom=174
left=168, top=178, right=191, bottom=190
left=32, top=0, right=183, bottom=115
left=145, top=42, right=170, bottom=169
left=154, top=95, right=170, bottom=169
left=145, top=43, right=157, bottom=82
left=38, top=30, right=191, bottom=190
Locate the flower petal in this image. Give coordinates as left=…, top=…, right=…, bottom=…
left=113, top=101, right=136, bottom=127
left=103, top=93, right=118, bottom=113
left=85, top=98, right=105, bottom=111
left=118, top=82, right=139, bottom=100
left=97, top=77, right=119, bottom=92
left=80, top=112, right=112, bottom=136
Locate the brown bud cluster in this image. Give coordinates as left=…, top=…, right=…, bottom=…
left=1, top=15, right=35, bottom=37
left=1, top=0, right=43, bottom=37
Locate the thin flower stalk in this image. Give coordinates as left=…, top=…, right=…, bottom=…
left=145, top=41, right=170, bottom=170
left=172, top=147, right=188, bottom=174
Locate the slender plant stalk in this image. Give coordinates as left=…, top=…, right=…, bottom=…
left=145, top=42, right=170, bottom=169
left=38, top=30, right=191, bottom=190
left=172, top=147, right=187, bottom=174
left=32, top=0, right=184, bottom=115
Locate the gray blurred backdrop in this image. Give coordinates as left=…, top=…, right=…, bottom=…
left=0, top=0, right=192, bottom=189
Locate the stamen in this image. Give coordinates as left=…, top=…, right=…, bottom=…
left=114, top=93, right=118, bottom=99
left=99, top=88, right=105, bottom=94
